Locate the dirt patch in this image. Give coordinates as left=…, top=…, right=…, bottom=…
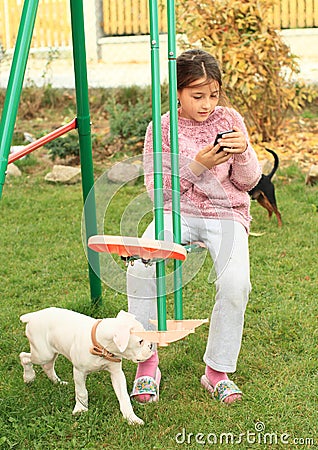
left=254, top=113, right=318, bottom=171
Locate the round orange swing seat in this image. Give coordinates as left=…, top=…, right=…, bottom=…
left=87, top=235, right=187, bottom=262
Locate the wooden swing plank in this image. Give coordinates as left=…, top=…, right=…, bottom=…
left=149, top=318, right=209, bottom=331
left=131, top=329, right=194, bottom=347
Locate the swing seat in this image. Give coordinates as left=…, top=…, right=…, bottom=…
left=149, top=318, right=209, bottom=331
left=131, top=328, right=195, bottom=347
left=88, top=235, right=187, bottom=261
left=140, top=319, right=209, bottom=346
left=131, top=318, right=208, bottom=346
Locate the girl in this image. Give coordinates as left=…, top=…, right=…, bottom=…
left=127, top=49, right=261, bottom=404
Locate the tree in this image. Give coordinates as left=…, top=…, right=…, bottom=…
left=176, top=0, right=315, bottom=141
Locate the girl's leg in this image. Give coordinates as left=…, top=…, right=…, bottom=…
left=126, top=221, right=159, bottom=402
left=201, top=220, right=250, bottom=403
left=127, top=215, right=176, bottom=330
left=127, top=214, right=194, bottom=402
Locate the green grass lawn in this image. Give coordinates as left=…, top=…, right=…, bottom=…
left=0, top=164, right=317, bottom=449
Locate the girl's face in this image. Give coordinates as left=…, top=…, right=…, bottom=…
left=178, top=78, right=220, bottom=122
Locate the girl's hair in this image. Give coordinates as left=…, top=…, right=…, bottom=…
left=176, top=49, right=222, bottom=90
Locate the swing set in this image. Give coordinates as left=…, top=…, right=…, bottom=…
left=0, top=0, right=207, bottom=346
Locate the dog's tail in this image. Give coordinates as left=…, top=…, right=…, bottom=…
left=265, top=148, right=279, bottom=180
left=20, top=310, right=42, bottom=323
left=20, top=312, right=33, bottom=323
left=20, top=307, right=58, bottom=323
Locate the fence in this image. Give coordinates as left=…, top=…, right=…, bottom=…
left=0, top=0, right=71, bottom=50
left=0, top=0, right=317, bottom=51
left=102, top=0, right=318, bottom=36
left=102, top=0, right=167, bottom=36
left=270, top=0, right=318, bottom=28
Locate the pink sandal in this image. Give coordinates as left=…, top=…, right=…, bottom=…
left=201, top=375, right=242, bottom=403
left=130, top=368, right=161, bottom=403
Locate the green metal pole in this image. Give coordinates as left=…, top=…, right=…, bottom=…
left=69, top=0, right=102, bottom=306
left=0, top=0, right=39, bottom=200
left=149, top=0, right=167, bottom=331
left=167, top=0, right=183, bottom=320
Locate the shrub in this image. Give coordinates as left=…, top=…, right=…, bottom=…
left=45, top=130, right=98, bottom=162
left=176, top=0, right=316, bottom=141
left=104, top=84, right=170, bottom=153
left=105, top=97, right=152, bottom=146
left=45, top=131, right=80, bottom=161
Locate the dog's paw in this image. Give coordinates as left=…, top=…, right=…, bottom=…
left=19, top=353, right=36, bottom=382
left=127, top=414, right=144, bottom=426
left=23, top=373, right=36, bottom=383
left=72, top=403, right=88, bottom=415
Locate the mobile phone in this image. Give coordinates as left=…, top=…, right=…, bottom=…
left=214, top=130, right=235, bottom=153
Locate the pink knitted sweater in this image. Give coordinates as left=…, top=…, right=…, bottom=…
left=143, top=106, right=262, bottom=232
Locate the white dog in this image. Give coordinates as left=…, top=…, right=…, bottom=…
left=19, top=307, right=154, bottom=425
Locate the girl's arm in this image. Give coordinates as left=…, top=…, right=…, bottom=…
left=228, top=110, right=262, bottom=191
left=143, top=121, right=201, bottom=201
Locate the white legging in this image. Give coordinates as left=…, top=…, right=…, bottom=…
left=127, top=214, right=251, bottom=373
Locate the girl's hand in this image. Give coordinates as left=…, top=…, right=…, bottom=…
left=188, top=127, right=247, bottom=176
left=216, top=126, right=247, bottom=155
left=189, top=142, right=231, bottom=176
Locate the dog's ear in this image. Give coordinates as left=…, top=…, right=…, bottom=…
left=113, top=310, right=137, bottom=352
left=113, top=328, right=131, bottom=352
left=116, top=310, right=136, bottom=321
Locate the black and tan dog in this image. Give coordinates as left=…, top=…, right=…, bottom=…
left=249, top=148, right=282, bottom=227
